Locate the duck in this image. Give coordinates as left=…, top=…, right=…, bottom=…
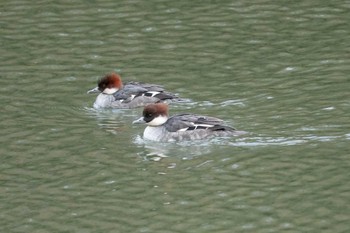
left=87, top=73, right=180, bottom=109
left=133, top=103, right=245, bottom=142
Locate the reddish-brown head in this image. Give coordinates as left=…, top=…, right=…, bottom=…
left=98, top=73, right=123, bottom=94
left=142, top=103, right=169, bottom=125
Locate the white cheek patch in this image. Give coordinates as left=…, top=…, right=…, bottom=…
left=147, top=115, right=168, bottom=126
left=103, top=87, right=119, bottom=94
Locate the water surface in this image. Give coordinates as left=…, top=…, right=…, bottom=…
left=1, top=0, right=349, bottom=232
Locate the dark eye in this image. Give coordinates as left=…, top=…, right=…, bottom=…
left=98, top=83, right=106, bottom=91
left=145, top=113, right=152, bottom=118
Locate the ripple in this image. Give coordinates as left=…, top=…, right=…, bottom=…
left=1, top=0, right=349, bottom=232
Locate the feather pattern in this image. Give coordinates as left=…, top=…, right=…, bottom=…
left=90, top=72, right=181, bottom=108
left=133, top=103, right=245, bottom=142
left=164, top=114, right=236, bottom=132
left=113, top=84, right=177, bottom=103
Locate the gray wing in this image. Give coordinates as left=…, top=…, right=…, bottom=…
left=125, top=81, right=165, bottom=92
left=113, top=89, right=133, bottom=101
left=165, top=114, right=235, bottom=132
left=113, top=84, right=149, bottom=102
left=114, top=84, right=177, bottom=102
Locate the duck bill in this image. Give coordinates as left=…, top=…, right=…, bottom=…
left=87, top=86, right=100, bottom=94
left=132, top=117, right=146, bottom=124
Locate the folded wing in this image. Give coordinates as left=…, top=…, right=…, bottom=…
left=165, top=114, right=235, bottom=132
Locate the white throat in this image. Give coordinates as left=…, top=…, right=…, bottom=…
left=147, top=115, right=168, bottom=126
left=103, top=87, right=119, bottom=94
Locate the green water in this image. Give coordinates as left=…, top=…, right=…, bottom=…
left=1, top=0, right=349, bottom=232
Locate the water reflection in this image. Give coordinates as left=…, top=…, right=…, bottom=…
left=83, top=107, right=138, bottom=133
left=2, top=0, right=349, bottom=231
left=133, top=135, right=229, bottom=159
left=132, top=131, right=344, bottom=159
left=85, top=102, right=344, bottom=160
